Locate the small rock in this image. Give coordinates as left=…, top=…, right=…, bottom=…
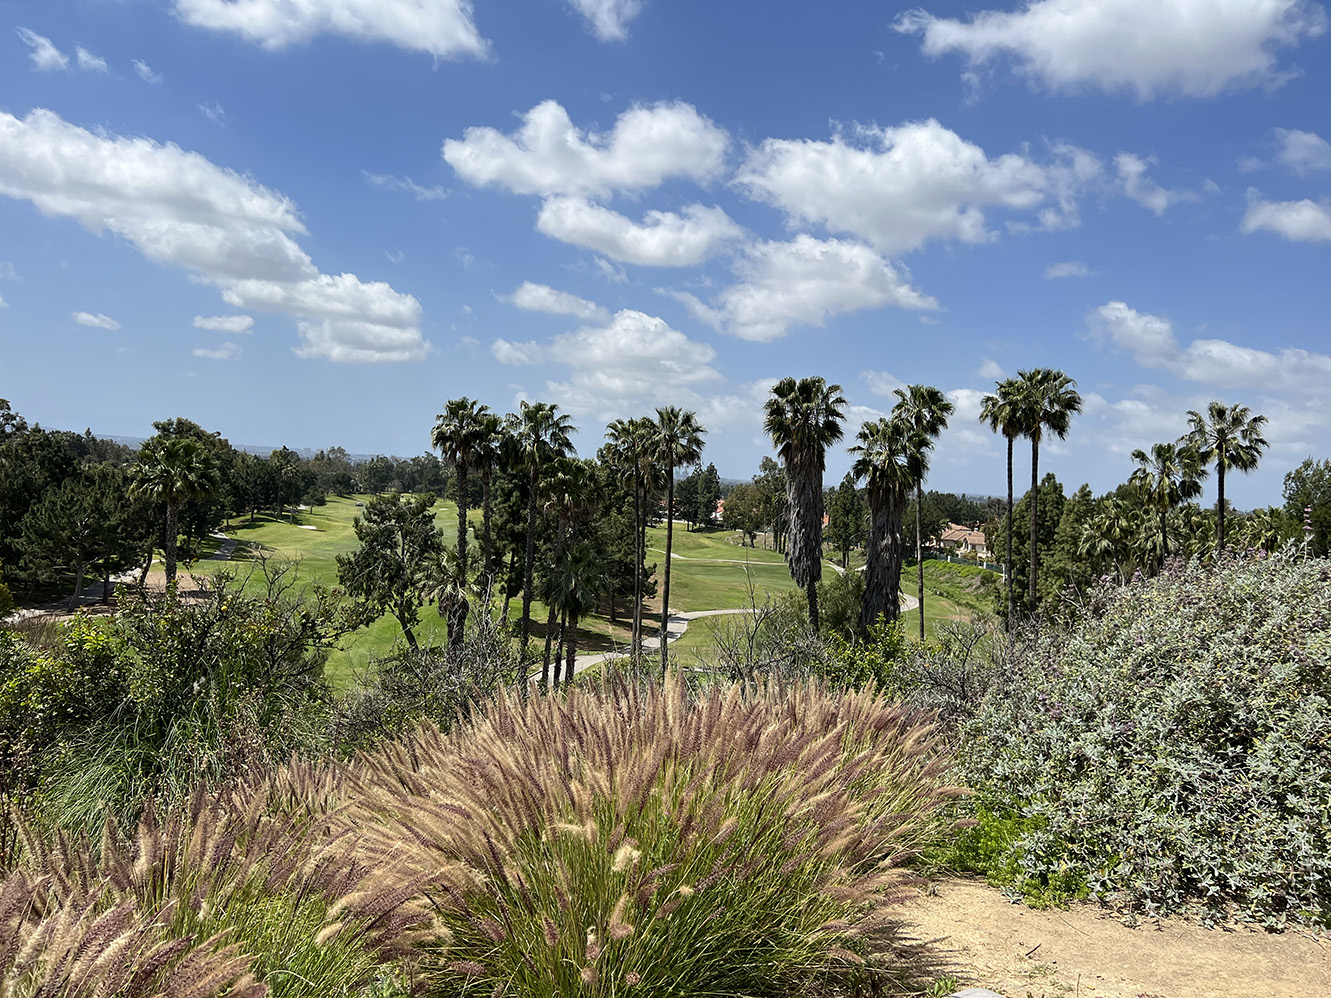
left=950, top=990, right=1007, bottom=998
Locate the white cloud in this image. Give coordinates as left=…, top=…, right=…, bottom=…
left=566, top=0, right=643, bottom=41
left=0, top=108, right=427, bottom=363
left=198, top=102, right=226, bottom=124
left=536, top=197, right=743, bottom=266
left=861, top=370, right=905, bottom=396
left=0, top=262, right=16, bottom=280
left=736, top=119, right=1097, bottom=255
left=443, top=99, right=729, bottom=198
left=895, top=0, right=1327, bottom=99
left=16, top=28, right=68, bottom=71
left=671, top=235, right=937, bottom=342
left=173, top=0, right=487, bottom=58
left=193, top=341, right=241, bottom=360
left=73, top=311, right=120, bottom=330
left=1275, top=128, right=1331, bottom=175
left=506, top=281, right=609, bottom=322
left=194, top=314, right=255, bottom=333
left=363, top=171, right=447, bottom=201
left=976, top=358, right=1005, bottom=379
left=592, top=256, right=628, bottom=283
left=491, top=308, right=723, bottom=418
left=1241, top=190, right=1331, bottom=242
left=1088, top=299, right=1331, bottom=392
left=133, top=59, right=163, bottom=83
left=1044, top=260, right=1090, bottom=278
left=75, top=45, right=108, bottom=72
left=1115, top=153, right=1190, bottom=214
left=942, top=387, right=999, bottom=452
left=0, top=295, right=7, bottom=309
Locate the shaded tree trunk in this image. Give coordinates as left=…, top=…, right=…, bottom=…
left=520, top=468, right=538, bottom=650
left=481, top=466, right=494, bottom=586
left=1004, top=435, right=1014, bottom=629
left=916, top=484, right=925, bottom=643
left=442, top=590, right=469, bottom=664
left=455, top=462, right=469, bottom=581
left=564, top=610, right=579, bottom=686
left=1029, top=441, right=1040, bottom=609
left=860, top=486, right=905, bottom=633
left=164, top=497, right=180, bottom=586
left=631, top=482, right=643, bottom=658
left=542, top=603, right=558, bottom=687
left=1216, top=464, right=1226, bottom=555
left=660, top=471, right=675, bottom=674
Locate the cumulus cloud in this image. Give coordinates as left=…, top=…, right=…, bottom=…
left=1275, top=128, right=1331, bottom=174
left=73, top=311, right=120, bottom=330
left=133, top=59, right=163, bottom=83
left=566, top=0, right=643, bottom=40
left=193, top=341, right=241, bottom=360
left=444, top=100, right=729, bottom=198
left=491, top=308, right=724, bottom=417
left=1241, top=190, right=1331, bottom=242
left=506, top=281, right=608, bottom=322
left=736, top=120, right=1097, bottom=255
left=1088, top=299, right=1331, bottom=392
left=194, top=314, right=255, bottom=333
left=1044, top=260, right=1090, bottom=278
left=976, top=358, right=1005, bottom=379
left=861, top=370, right=905, bottom=396
left=363, top=171, right=447, bottom=201
left=894, top=0, right=1327, bottom=99
left=75, top=46, right=107, bottom=72
left=172, top=0, right=487, bottom=58
left=536, top=197, right=743, bottom=266
left=0, top=108, right=427, bottom=362
left=1115, top=153, right=1190, bottom=214
left=16, top=28, right=68, bottom=70
left=670, top=235, right=937, bottom=342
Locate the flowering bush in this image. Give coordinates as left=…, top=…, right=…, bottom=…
left=956, top=553, right=1331, bottom=927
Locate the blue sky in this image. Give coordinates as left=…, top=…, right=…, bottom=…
left=2, top=0, right=1328, bottom=507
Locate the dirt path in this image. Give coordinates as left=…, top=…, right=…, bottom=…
left=896, top=878, right=1330, bottom=998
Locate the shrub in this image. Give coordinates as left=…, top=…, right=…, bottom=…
left=956, top=553, right=1331, bottom=927
left=338, top=675, right=955, bottom=996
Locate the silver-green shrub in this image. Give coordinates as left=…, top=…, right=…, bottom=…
left=958, top=552, right=1331, bottom=927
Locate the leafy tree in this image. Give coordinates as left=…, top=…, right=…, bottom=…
left=1130, top=441, right=1206, bottom=567
left=825, top=473, right=865, bottom=569
left=653, top=406, right=706, bottom=670
left=674, top=465, right=701, bottom=530
left=1187, top=401, right=1269, bottom=555
left=764, top=377, right=846, bottom=633
left=752, top=457, right=789, bottom=552
left=696, top=462, right=722, bottom=527
left=980, top=378, right=1024, bottom=626
left=892, top=385, right=954, bottom=642
left=336, top=493, right=445, bottom=650
left=1283, top=457, right=1331, bottom=556
left=130, top=436, right=220, bottom=586
left=849, top=416, right=921, bottom=634
left=0, top=399, right=27, bottom=441
left=1015, top=369, right=1082, bottom=610
left=722, top=483, right=767, bottom=547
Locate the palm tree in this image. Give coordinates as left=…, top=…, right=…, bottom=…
left=473, top=411, right=507, bottom=588
left=1186, top=401, right=1269, bottom=555
left=509, top=401, right=576, bottom=651
left=892, top=384, right=954, bottom=642
left=130, top=437, right=219, bottom=587
left=547, top=540, right=605, bottom=688
left=602, top=417, right=663, bottom=658
left=653, top=407, right=706, bottom=672
left=1077, top=497, right=1142, bottom=584
left=1129, top=441, right=1206, bottom=568
left=764, top=377, right=847, bottom=633
left=849, top=416, right=923, bottom=633
left=1015, top=368, right=1082, bottom=610
left=979, top=378, right=1024, bottom=626
left=431, top=397, right=491, bottom=584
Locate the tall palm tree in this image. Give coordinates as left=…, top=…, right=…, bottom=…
left=431, top=397, right=491, bottom=584
left=130, top=437, right=219, bottom=587
left=602, top=417, right=662, bottom=658
left=1015, top=368, right=1082, bottom=609
left=473, top=411, right=507, bottom=588
left=764, top=376, right=847, bottom=633
left=849, top=416, right=923, bottom=633
left=892, top=384, right=954, bottom=642
left=1129, top=441, right=1206, bottom=568
left=1187, top=401, right=1269, bottom=555
left=653, top=407, right=706, bottom=672
left=509, top=401, right=576, bottom=651
left=979, top=378, right=1024, bottom=626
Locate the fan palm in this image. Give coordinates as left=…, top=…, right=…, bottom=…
left=653, top=407, right=706, bottom=671
left=1186, top=401, right=1269, bottom=555
left=431, top=397, right=491, bottom=584
left=892, top=384, right=954, bottom=642
left=849, top=416, right=923, bottom=633
left=509, top=401, right=576, bottom=651
left=1129, top=441, right=1206, bottom=568
left=473, top=411, right=507, bottom=587
left=130, top=437, right=219, bottom=586
left=602, top=417, right=663, bottom=658
left=979, top=378, right=1024, bottom=626
left=1015, top=368, right=1082, bottom=610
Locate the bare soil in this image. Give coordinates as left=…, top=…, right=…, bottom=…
left=894, top=878, right=1329, bottom=998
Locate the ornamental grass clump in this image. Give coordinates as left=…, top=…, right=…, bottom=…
left=339, top=674, right=953, bottom=997
left=956, top=552, right=1331, bottom=927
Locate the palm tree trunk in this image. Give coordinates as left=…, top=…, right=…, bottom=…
left=455, top=464, right=469, bottom=581
left=542, top=603, right=558, bottom=686
left=481, top=467, right=494, bottom=586
left=1005, top=435, right=1014, bottom=629
left=1216, top=464, right=1226, bottom=555
left=554, top=609, right=567, bottom=689
left=860, top=487, right=904, bottom=633
left=1160, top=507, right=1169, bottom=563
left=660, top=469, right=675, bottom=674
left=565, top=611, right=579, bottom=685
left=916, top=484, right=925, bottom=643
left=631, top=482, right=642, bottom=657
left=806, top=577, right=820, bottom=633
left=164, top=497, right=180, bottom=586
left=1029, top=441, right=1040, bottom=609
left=398, top=613, right=419, bottom=650
left=520, top=468, right=538, bottom=649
